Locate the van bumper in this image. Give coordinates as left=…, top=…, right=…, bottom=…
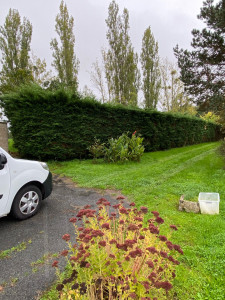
left=43, top=172, right=53, bottom=199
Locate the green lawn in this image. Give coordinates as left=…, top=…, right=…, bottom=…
left=49, top=142, right=225, bottom=299
left=8, top=138, right=18, bottom=153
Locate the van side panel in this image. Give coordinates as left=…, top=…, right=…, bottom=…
left=3, top=169, right=48, bottom=215
left=0, top=147, right=50, bottom=217
left=0, top=163, right=10, bottom=217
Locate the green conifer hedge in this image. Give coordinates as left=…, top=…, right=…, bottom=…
left=0, top=85, right=222, bottom=160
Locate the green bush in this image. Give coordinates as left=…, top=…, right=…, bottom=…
left=104, top=132, right=144, bottom=162
left=0, top=84, right=222, bottom=160
left=88, top=138, right=105, bottom=162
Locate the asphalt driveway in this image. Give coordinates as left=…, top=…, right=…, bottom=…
left=0, top=175, right=121, bottom=300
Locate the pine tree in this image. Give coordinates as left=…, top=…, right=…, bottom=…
left=0, top=8, right=33, bottom=93
left=174, top=0, right=225, bottom=112
left=50, top=0, right=79, bottom=91
left=103, top=0, right=140, bottom=106
left=140, top=27, right=161, bottom=109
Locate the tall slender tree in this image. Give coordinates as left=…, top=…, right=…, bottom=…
left=159, top=58, right=196, bottom=114
left=103, top=0, right=140, bottom=106
left=91, top=59, right=107, bottom=103
left=0, top=8, right=33, bottom=93
left=140, top=26, right=161, bottom=109
left=50, top=0, right=79, bottom=90
left=30, top=53, right=53, bottom=87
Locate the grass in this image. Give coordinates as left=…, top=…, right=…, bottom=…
left=8, top=138, right=18, bottom=153
left=31, top=253, right=59, bottom=273
left=0, top=240, right=32, bottom=259
left=48, top=142, right=225, bottom=300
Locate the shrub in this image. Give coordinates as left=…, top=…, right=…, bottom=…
left=88, top=138, right=105, bottom=162
left=103, top=132, right=145, bottom=163
left=52, top=198, right=183, bottom=299
left=200, top=112, right=220, bottom=124
left=0, top=85, right=222, bottom=160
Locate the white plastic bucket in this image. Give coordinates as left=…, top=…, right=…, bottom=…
left=198, top=193, right=220, bottom=215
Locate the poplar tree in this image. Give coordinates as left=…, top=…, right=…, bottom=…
left=140, top=27, right=161, bottom=109
left=0, top=8, right=33, bottom=93
left=50, top=0, right=79, bottom=90
left=103, top=0, right=140, bottom=106
left=159, top=59, right=196, bottom=115
left=91, top=59, right=107, bottom=103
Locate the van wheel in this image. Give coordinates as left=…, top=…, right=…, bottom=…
left=11, top=185, right=42, bottom=220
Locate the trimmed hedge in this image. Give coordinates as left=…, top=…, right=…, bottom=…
left=0, top=85, right=222, bottom=160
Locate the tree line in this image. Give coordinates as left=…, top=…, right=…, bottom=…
left=0, top=0, right=224, bottom=118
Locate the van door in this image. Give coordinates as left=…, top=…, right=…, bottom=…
left=0, top=153, right=10, bottom=214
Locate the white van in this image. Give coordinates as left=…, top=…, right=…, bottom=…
left=0, top=147, right=52, bottom=220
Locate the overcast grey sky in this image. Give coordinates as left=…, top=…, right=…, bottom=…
left=0, top=0, right=205, bottom=94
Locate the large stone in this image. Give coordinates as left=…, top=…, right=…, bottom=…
left=178, top=195, right=200, bottom=213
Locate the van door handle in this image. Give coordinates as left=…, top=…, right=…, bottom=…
left=0, top=195, right=3, bottom=199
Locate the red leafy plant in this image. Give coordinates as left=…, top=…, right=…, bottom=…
left=53, top=198, right=183, bottom=299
